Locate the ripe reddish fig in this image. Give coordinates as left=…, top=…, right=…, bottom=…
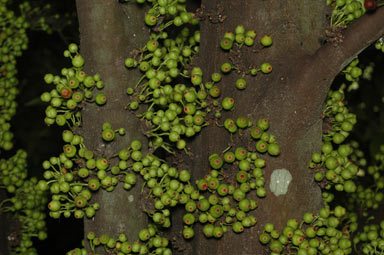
left=364, top=0, right=377, bottom=11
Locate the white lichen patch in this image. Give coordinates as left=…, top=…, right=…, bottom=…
left=128, top=194, right=134, bottom=202
left=269, top=168, right=292, bottom=196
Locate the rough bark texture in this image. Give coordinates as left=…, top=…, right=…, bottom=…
left=74, top=0, right=384, bottom=254
left=294, top=7, right=384, bottom=125
left=76, top=0, right=149, bottom=247
left=178, top=2, right=384, bottom=255
left=178, top=1, right=326, bottom=254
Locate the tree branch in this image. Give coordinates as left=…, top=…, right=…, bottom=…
left=293, top=7, right=384, bottom=129
left=318, top=7, right=384, bottom=74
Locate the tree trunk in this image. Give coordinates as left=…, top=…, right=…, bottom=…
left=76, top=0, right=149, bottom=248
left=179, top=0, right=326, bottom=253
left=75, top=0, right=384, bottom=254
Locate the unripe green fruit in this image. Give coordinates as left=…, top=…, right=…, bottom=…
left=261, top=62, right=273, bottom=74
left=197, top=198, right=210, bottom=211
left=235, top=147, right=248, bottom=160
left=72, top=55, right=84, bottom=68
left=208, top=178, right=219, bottom=190
left=221, top=62, right=232, bottom=73
left=287, top=218, right=299, bottom=229
left=239, top=198, right=251, bottom=212
left=96, top=158, right=108, bottom=170
left=238, top=160, right=250, bottom=171
left=291, top=234, right=304, bottom=246
left=211, top=72, right=221, bottom=82
left=191, top=74, right=202, bottom=86
left=209, top=205, right=224, bottom=218
left=311, top=152, right=321, bottom=163
left=268, top=143, right=280, bottom=156
left=74, top=195, right=87, bottom=208
left=183, top=213, right=195, bottom=225
left=44, top=73, right=54, bottom=84
left=48, top=200, right=61, bottom=211
left=209, top=155, right=223, bottom=169
left=102, top=128, right=115, bottom=142
left=69, top=93, right=83, bottom=105
left=95, top=93, right=107, bottom=105
left=322, top=142, right=333, bottom=154
left=179, top=169, right=190, bottom=182
left=36, top=179, right=48, bottom=191
left=334, top=205, right=346, bottom=217
left=314, top=172, right=324, bottom=182
left=261, top=35, right=273, bottom=46
left=145, top=13, right=157, bottom=26
left=259, top=233, right=271, bottom=244
left=325, top=156, right=337, bottom=170
left=185, top=201, right=197, bottom=212
left=224, top=151, right=235, bottom=163
left=257, top=118, right=269, bottom=130
left=246, top=29, right=257, bottom=38
left=252, top=168, right=263, bottom=179
left=235, top=78, right=247, bottom=90
left=222, top=97, right=235, bottom=110
left=270, top=240, right=283, bottom=253
left=197, top=213, right=208, bottom=224
left=183, top=227, right=194, bottom=239
left=256, top=140, right=268, bottom=153
left=102, top=122, right=112, bottom=130
left=250, top=68, right=258, bottom=75
left=234, top=25, right=245, bottom=34
left=236, top=116, right=248, bottom=128
left=223, top=31, right=235, bottom=41
left=344, top=180, right=356, bottom=192
left=244, top=36, right=254, bottom=46
left=231, top=221, right=244, bottom=233
left=212, top=226, right=224, bottom=238
left=41, top=92, right=51, bottom=102
left=235, top=33, right=245, bottom=44
left=236, top=171, right=249, bottom=183
left=203, top=224, right=215, bottom=238
left=283, top=226, right=294, bottom=238
left=88, top=178, right=100, bottom=191
left=63, top=144, right=76, bottom=158
left=251, top=126, right=263, bottom=139
left=214, top=184, right=227, bottom=197
left=338, top=144, right=351, bottom=157
left=333, top=132, right=345, bottom=144
left=303, top=212, right=315, bottom=224
left=220, top=37, right=233, bottom=50
left=224, top=118, right=235, bottom=129
left=209, top=86, right=221, bottom=98
left=125, top=57, right=137, bottom=68
left=270, top=229, right=280, bottom=239
left=233, top=188, right=246, bottom=201
left=254, top=158, right=266, bottom=168
left=264, top=223, right=275, bottom=233
left=260, top=132, right=270, bottom=142
left=68, top=76, right=80, bottom=89
left=256, top=187, right=266, bottom=197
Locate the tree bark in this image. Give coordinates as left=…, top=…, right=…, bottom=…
left=180, top=1, right=326, bottom=254
left=181, top=1, right=384, bottom=254
left=74, top=0, right=384, bottom=254
left=76, top=0, right=149, bottom=248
